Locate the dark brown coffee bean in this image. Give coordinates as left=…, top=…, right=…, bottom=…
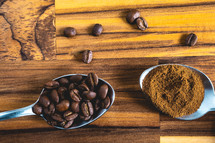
left=47, top=120, right=58, bottom=126
left=81, top=101, right=94, bottom=117
left=70, top=102, right=80, bottom=113
left=68, top=83, right=75, bottom=91
left=56, top=100, right=70, bottom=112
left=51, top=113, right=64, bottom=122
left=44, top=81, right=59, bottom=89
left=70, top=89, right=82, bottom=102
left=39, top=96, right=50, bottom=108
left=44, top=103, right=55, bottom=115
left=78, top=83, right=89, bottom=92
left=50, top=89, right=59, bottom=103
left=70, top=75, right=83, bottom=83
left=82, top=50, right=93, bottom=64
left=126, top=9, right=140, bottom=24
left=98, top=84, right=108, bottom=99
left=136, top=17, right=148, bottom=31
left=87, top=72, right=99, bottom=91
left=32, top=104, right=42, bottom=115
left=185, top=33, right=197, bottom=46
left=58, top=87, right=67, bottom=99
left=64, top=27, right=76, bottom=37
left=92, top=24, right=103, bottom=36
left=82, top=91, right=96, bottom=100
left=64, top=111, right=78, bottom=121
left=79, top=115, right=91, bottom=121
left=60, top=120, right=67, bottom=127
left=94, top=99, right=100, bottom=111
left=64, top=120, right=74, bottom=128
left=101, top=96, right=111, bottom=109
left=59, top=78, right=69, bottom=86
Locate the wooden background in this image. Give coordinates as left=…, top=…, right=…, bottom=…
left=0, top=0, right=215, bottom=142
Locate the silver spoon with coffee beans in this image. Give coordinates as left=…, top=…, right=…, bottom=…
left=0, top=73, right=115, bottom=129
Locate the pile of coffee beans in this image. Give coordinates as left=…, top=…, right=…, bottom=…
left=126, top=9, right=148, bottom=31
left=32, top=73, right=111, bottom=128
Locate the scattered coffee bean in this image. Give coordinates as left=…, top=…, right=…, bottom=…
left=101, top=96, right=111, bottom=109
left=126, top=9, right=140, bottom=24
left=56, top=100, right=70, bottom=112
left=64, top=27, right=76, bottom=37
left=92, top=24, right=103, bottom=36
left=39, top=96, right=50, bottom=108
left=185, top=33, right=197, bottom=46
left=82, top=50, right=93, bottom=64
left=32, top=104, right=42, bottom=115
left=136, top=17, right=148, bottom=31
left=50, top=89, right=59, bottom=103
left=98, top=84, right=108, bottom=99
left=82, top=91, right=96, bottom=100
left=44, top=81, right=59, bottom=89
left=81, top=101, right=94, bottom=117
left=70, top=89, right=82, bottom=102
left=70, top=102, right=80, bottom=113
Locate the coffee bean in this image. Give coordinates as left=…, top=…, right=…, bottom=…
left=101, top=96, right=111, bottom=109
left=98, top=84, right=108, bottom=99
left=51, top=113, right=64, bottom=122
left=79, top=115, right=91, bottom=121
left=70, top=102, right=80, bottom=113
left=56, top=100, right=70, bottom=112
left=82, top=91, right=96, bottom=100
left=32, top=104, right=42, bottom=115
left=44, top=81, right=59, bottom=89
left=126, top=9, right=140, bottom=24
left=70, top=75, right=83, bottom=83
left=94, top=99, right=100, bottom=111
left=136, top=17, right=148, bottom=31
left=82, top=50, right=93, bottom=64
left=78, top=83, right=89, bottom=92
left=185, top=33, right=197, bottom=46
left=92, top=24, right=103, bottom=36
left=50, top=89, right=59, bottom=103
left=60, top=120, right=67, bottom=127
left=63, top=111, right=78, bottom=121
left=58, top=87, right=67, bottom=99
left=47, top=120, right=58, bottom=126
left=87, top=72, right=98, bottom=91
left=39, top=96, right=50, bottom=108
left=44, top=103, right=55, bottom=115
left=68, top=83, right=75, bottom=91
left=81, top=101, right=94, bottom=117
left=59, top=78, right=69, bottom=86
left=64, top=120, right=74, bottom=128
left=64, top=27, right=76, bottom=37
left=70, top=89, right=82, bottom=102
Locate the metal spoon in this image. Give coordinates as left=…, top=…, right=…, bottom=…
left=0, top=74, right=115, bottom=129
left=139, top=64, right=215, bottom=120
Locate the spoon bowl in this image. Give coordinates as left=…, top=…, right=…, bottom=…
left=139, top=64, right=215, bottom=120
left=0, top=74, right=115, bottom=129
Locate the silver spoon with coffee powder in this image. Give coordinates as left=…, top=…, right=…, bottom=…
left=140, top=64, right=215, bottom=120
left=0, top=74, right=115, bottom=129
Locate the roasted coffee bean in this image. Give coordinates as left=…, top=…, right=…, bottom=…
left=70, top=89, right=82, bottom=102
left=59, top=78, right=69, bottom=86
left=63, top=111, right=78, bottom=121
left=82, top=50, right=93, bottom=64
left=92, top=24, right=103, bottom=36
left=60, top=120, right=67, bottom=127
left=136, top=17, right=148, bottom=31
left=44, top=81, right=59, bottom=89
left=70, top=75, right=83, bottom=83
left=44, top=103, right=55, bottom=115
left=126, top=9, right=140, bottom=24
left=47, top=120, right=58, bottom=126
left=185, top=33, right=197, bottom=46
left=39, top=96, right=50, bottom=108
left=51, top=113, right=64, bottom=122
left=87, top=72, right=98, bottom=91
left=68, top=83, right=75, bottom=91
left=81, top=101, right=94, bottom=117
left=32, top=104, right=42, bottom=115
left=79, top=115, right=91, bottom=121
left=101, top=96, right=111, bottom=109
left=64, top=120, right=74, bottom=128
left=70, top=102, right=80, bottom=113
left=78, top=83, right=89, bottom=92
left=82, top=91, right=96, bottom=100
left=58, top=87, right=67, bottom=99
left=56, top=100, right=70, bottom=112
left=94, top=99, right=100, bottom=111
left=64, top=27, right=76, bottom=37
left=98, top=84, right=108, bottom=99
left=50, top=89, right=59, bottom=103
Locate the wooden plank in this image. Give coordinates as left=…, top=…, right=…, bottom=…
left=0, top=59, right=159, bottom=142
left=161, top=136, right=215, bottom=143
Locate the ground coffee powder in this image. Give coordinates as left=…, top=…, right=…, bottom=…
left=142, top=65, right=204, bottom=117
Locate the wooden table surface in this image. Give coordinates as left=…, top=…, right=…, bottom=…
left=0, top=0, right=215, bottom=143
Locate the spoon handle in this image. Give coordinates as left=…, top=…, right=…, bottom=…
left=0, top=104, right=35, bottom=121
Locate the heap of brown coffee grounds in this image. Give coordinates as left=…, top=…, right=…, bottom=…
left=142, top=65, right=204, bottom=118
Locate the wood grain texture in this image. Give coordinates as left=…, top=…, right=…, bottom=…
left=56, top=0, right=215, bottom=60
left=161, top=136, right=215, bottom=143
left=0, top=58, right=159, bottom=143
left=0, top=0, right=55, bottom=60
